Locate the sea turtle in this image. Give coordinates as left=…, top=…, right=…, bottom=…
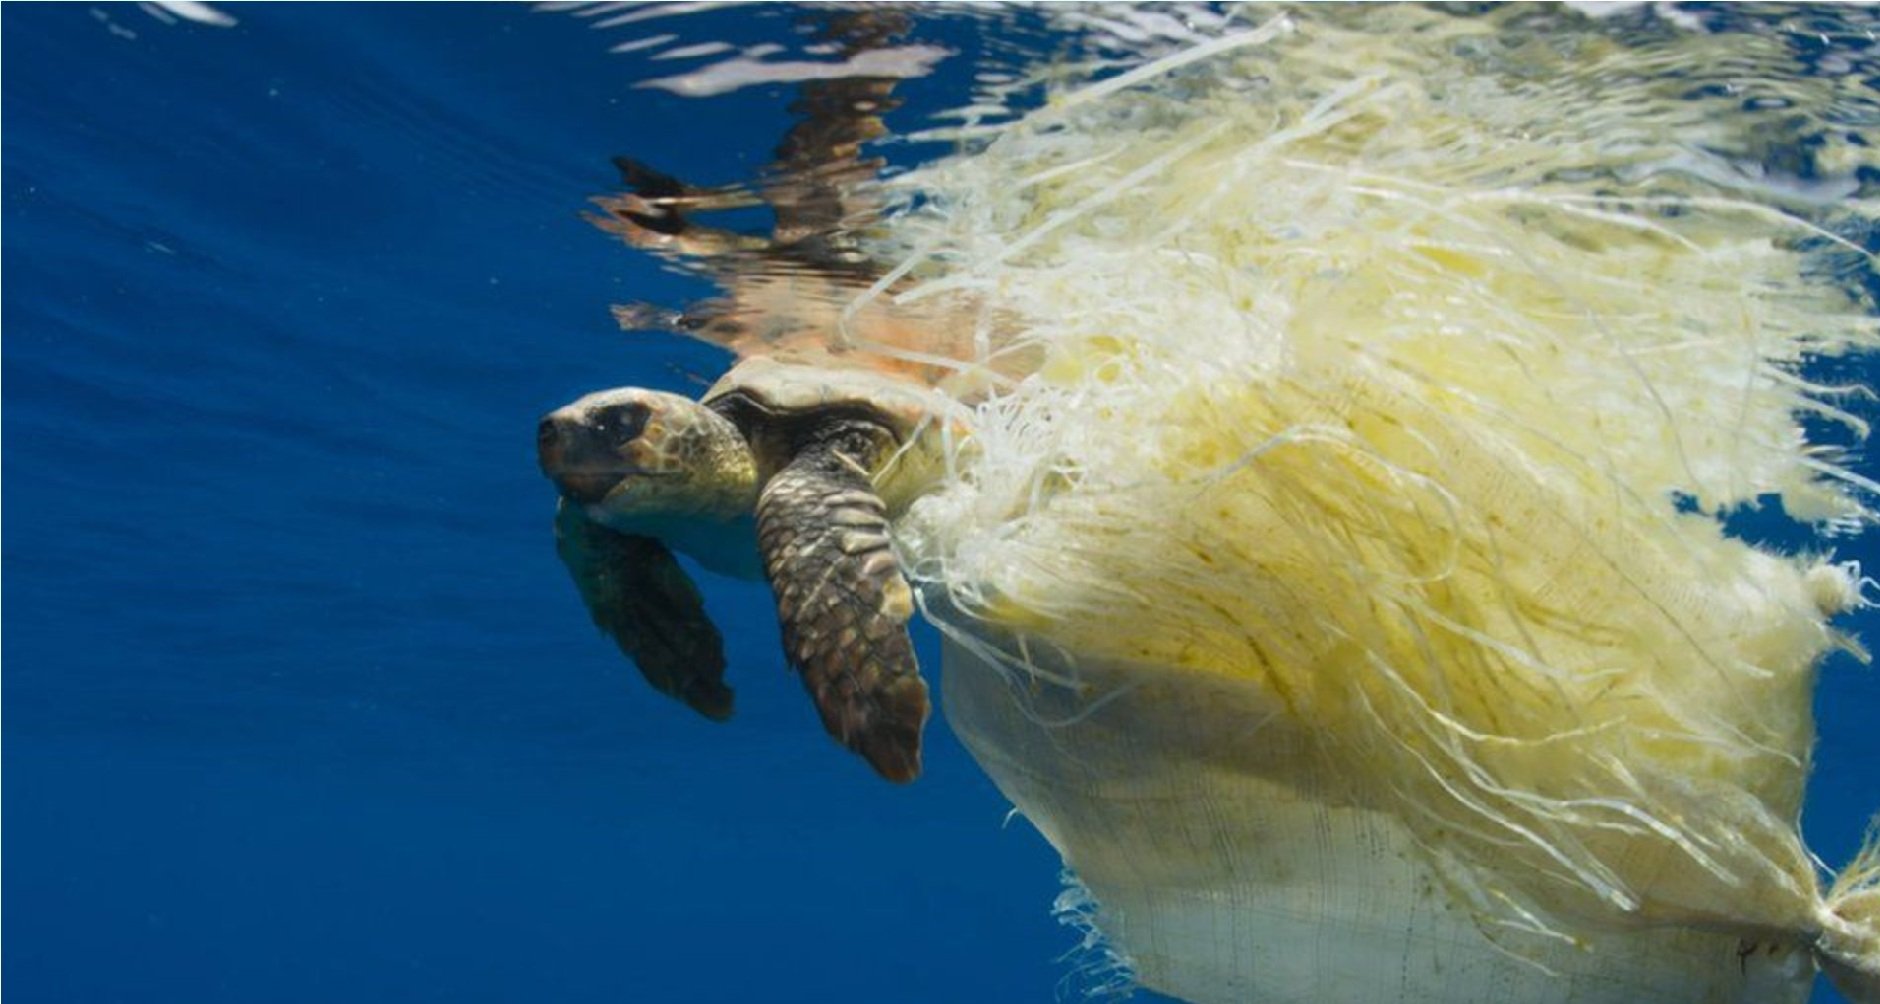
left=537, top=10, right=976, bottom=782
left=538, top=354, right=944, bottom=782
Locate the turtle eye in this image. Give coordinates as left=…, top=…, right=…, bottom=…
left=592, top=402, right=650, bottom=444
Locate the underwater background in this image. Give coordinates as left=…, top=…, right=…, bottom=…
left=3, top=4, right=1877, bottom=1002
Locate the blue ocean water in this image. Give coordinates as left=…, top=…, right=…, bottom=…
left=3, top=5, right=1876, bottom=1003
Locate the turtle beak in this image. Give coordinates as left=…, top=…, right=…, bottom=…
left=538, top=401, right=650, bottom=504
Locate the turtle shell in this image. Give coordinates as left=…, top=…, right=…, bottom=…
left=701, top=355, right=944, bottom=443
left=702, top=355, right=952, bottom=512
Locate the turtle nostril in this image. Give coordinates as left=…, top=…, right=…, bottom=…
left=537, top=417, right=562, bottom=454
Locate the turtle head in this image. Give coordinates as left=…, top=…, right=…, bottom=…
left=538, top=387, right=758, bottom=526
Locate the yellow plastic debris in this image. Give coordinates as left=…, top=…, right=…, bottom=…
left=870, top=8, right=1880, bottom=1002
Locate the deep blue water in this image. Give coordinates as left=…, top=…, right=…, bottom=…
left=3, top=5, right=1876, bottom=1003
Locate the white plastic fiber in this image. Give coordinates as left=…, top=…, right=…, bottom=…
left=857, top=6, right=1880, bottom=1002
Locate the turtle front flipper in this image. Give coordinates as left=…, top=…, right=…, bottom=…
left=755, top=420, right=929, bottom=782
left=554, top=498, right=734, bottom=722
